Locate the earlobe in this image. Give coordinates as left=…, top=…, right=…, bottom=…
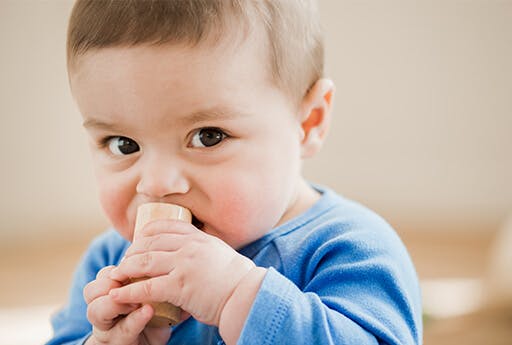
left=300, top=78, right=335, bottom=158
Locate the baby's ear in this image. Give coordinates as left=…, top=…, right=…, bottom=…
left=299, top=78, right=335, bottom=158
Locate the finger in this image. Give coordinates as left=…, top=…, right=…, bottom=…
left=97, top=265, right=117, bottom=279
left=87, top=295, right=140, bottom=331
left=125, top=233, right=189, bottom=257
left=109, top=275, right=177, bottom=305
left=109, top=251, right=177, bottom=282
left=138, top=219, right=197, bottom=238
left=109, top=304, right=154, bottom=342
left=83, top=275, right=123, bottom=304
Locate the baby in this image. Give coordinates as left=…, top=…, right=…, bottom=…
left=47, top=1, right=422, bottom=344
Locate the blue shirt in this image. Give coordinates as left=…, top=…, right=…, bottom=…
left=47, top=186, right=422, bottom=344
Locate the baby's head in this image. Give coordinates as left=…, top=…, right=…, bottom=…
left=67, top=0, right=334, bottom=248
left=68, top=0, right=325, bottom=107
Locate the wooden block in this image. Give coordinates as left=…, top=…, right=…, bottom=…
left=132, top=203, right=192, bottom=327
left=134, top=203, right=192, bottom=240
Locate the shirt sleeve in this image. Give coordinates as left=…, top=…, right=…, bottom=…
left=238, top=228, right=422, bottom=345
left=45, top=230, right=127, bottom=345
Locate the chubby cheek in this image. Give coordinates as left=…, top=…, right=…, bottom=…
left=209, top=186, right=263, bottom=248
left=206, top=175, right=286, bottom=249
left=96, top=174, right=135, bottom=241
left=205, top=140, right=301, bottom=248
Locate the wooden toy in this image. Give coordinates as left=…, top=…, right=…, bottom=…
left=132, top=203, right=192, bottom=327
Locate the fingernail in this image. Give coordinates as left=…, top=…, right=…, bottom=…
left=140, top=304, right=152, bottom=317
left=109, top=269, right=118, bottom=279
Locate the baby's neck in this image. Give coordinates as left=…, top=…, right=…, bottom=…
left=276, top=179, right=321, bottom=227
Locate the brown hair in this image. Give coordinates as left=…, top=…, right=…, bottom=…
left=67, top=0, right=324, bottom=105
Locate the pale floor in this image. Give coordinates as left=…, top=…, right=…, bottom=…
left=0, top=229, right=510, bottom=344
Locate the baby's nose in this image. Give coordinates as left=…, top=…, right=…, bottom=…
left=136, top=159, right=190, bottom=199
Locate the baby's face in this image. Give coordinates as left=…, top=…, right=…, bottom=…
left=69, top=34, right=312, bottom=248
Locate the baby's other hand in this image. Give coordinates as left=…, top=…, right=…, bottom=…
left=83, top=265, right=171, bottom=345
left=108, top=219, right=256, bottom=326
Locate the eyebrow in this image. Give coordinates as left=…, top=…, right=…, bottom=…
left=82, top=118, right=124, bottom=132
left=82, top=106, right=250, bottom=131
left=178, top=106, right=250, bottom=125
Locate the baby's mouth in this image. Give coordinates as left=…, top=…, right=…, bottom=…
left=192, top=214, right=204, bottom=231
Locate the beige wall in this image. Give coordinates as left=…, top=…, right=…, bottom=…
left=1, top=1, right=511, bottom=244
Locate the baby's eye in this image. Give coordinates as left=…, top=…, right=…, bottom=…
left=106, top=136, right=140, bottom=155
left=190, top=128, right=227, bottom=148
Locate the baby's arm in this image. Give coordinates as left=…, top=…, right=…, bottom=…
left=218, top=267, right=267, bottom=344
left=229, top=231, right=422, bottom=345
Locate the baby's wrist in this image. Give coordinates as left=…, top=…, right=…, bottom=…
left=219, top=266, right=267, bottom=345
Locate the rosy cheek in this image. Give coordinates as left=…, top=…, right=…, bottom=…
left=97, top=179, right=132, bottom=240
left=215, top=180, right=252, bottom=214
left=209, top=181, right=266, bottom=246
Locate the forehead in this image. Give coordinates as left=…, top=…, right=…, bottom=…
left=70, top=20, right=270, bottom=85
left=71, top=27, right=271, bottom=102
left=69, top=28, right=295, bottom=127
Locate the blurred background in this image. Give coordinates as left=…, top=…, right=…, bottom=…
left=0, top=0, right=510, bottom=344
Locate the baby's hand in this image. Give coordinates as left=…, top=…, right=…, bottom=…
left=108, top=219, right=256, bottom=326
left=83, top=265, right=171, bottom=345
